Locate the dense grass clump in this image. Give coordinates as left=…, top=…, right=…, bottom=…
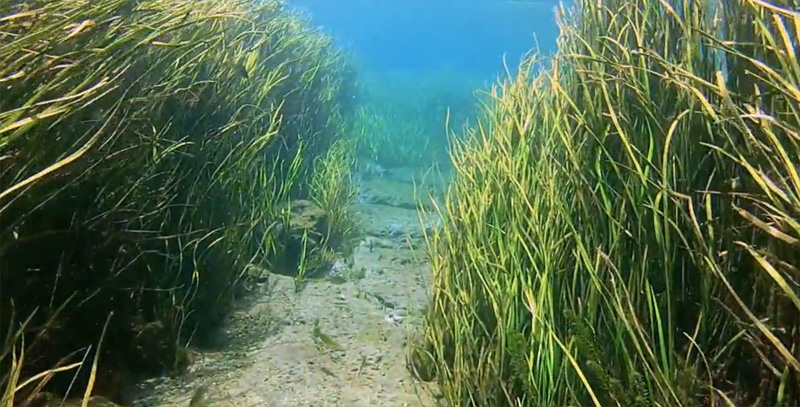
left=309, top=135, right=360, bottom=252
left=415, top=0, right=800, bottom=406
left=351, top=70, right=482, bottom=169
left=0, top=0, right=355, bottom=404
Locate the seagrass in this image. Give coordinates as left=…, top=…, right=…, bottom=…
left=0, top=0, right=356, bottom=403
left=414, top=0, right=800, bottom=406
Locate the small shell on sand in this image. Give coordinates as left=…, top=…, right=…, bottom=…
left=384, top=312, right=404, bottom=324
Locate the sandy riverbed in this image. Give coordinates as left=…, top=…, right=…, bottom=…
left=134, top=166, right=449, bottom=407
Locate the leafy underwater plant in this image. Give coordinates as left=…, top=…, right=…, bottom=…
left=309, top=133, right=361, bottom=254
left=414, top=0, right=800, bottom=406
left=350, top=70, right=481, bottom=170
left=0, top=0, right=356, bottom=404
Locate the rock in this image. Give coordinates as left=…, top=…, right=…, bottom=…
left=287, top=199, right=329, bottom=234
left=358, top=181, right=419, bottom=210
left=244, top=264, right=269, bottom=283
left=356, top=175, right=447, bottom=211
left=386, top=221, right=405, bottom=238
left=359, top=161, right=389, bottom=179
left=406, top=342, right=437, bottom=382
left=267, top=200, right=334, bottom=277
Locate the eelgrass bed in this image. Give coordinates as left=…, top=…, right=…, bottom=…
left=0, top=0, right=356, bottom=404
left=351, top=70, right=482, bottom=169
left=413, top=0, right=800, bottom=406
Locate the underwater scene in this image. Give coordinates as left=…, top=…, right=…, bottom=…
left=1, top=0, right=799, bottom=406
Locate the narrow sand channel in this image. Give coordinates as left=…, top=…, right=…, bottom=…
left=135, top=167, right=447, bottom=407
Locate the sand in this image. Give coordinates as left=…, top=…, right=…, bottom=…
left=134, top=166, right=447, bottom=407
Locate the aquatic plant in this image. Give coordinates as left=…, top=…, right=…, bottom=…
left=352, top=105, right=433, bottom=167
left=351, top=70, right=481, bottom=169
left=0, top=0, right=354, bottom=403
left=309, top=134, right=361, bottom=252
left=415, top=0, right=800, bottom=406
left=290, top=132, right=362, bottom=290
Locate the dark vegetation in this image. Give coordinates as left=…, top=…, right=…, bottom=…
left=0, top=0, right=356, bottom=404
left=413, top=0, right=800, bottom=406
left=10, top=0, right=800, bottom=406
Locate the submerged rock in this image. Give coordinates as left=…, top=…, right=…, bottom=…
left=286, top=199, right=329, bottom=233
left=386, top=220, right=405, bottom=238
left=406, top=341, right=438, bottom=383
left=268, top=199, right=334, bottom=277
left=359, top=161, right=389, bottom=179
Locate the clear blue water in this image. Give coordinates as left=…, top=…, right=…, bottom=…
left=288, top=0, right=563, bottom=83
left=287, top=0, right=565, bottom=168
left=288, top=0, right=562, bottom=81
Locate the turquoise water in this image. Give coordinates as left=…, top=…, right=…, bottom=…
left=289, top=0, right=561, bottom=79
left=287, top=0, right=564, bottom=169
